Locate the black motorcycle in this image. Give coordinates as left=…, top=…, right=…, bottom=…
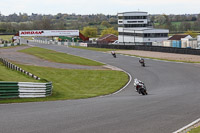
left=111, top=52, right=116, bottom=58
left=139, top=58, right=145, bottom=67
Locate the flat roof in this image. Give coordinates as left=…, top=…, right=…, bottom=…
left=118, top=11, right=148, bottom=14
left=123, top=28, right=168, bottom=31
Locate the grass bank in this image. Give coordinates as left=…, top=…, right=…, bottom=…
left=188, top=126, right=200, bottom=133
left=0, top=62, right=41, bottom=82
left=0, top=35, right=13, bottom=41
left=19, top=47, right=104, bottom=66
left=0, top=64, right=129, bottom=103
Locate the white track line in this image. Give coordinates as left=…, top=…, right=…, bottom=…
left=173, top=118, right=200, bottom=133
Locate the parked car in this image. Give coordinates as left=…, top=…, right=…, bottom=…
left=112, top=40, right=119, bottom=44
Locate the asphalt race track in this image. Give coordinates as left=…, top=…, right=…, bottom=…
left=1, top=42, right=200, bottom=133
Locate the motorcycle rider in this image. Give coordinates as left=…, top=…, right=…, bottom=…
left=139, top=58, right=144, bottom=64
left=139, top=57, right=145, bottom=66
left=111, top=51, right=116, bottom=57
left=134, top=78, right=146, bottom=93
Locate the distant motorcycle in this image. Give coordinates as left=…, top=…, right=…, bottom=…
left=134, top=78, right=148, bottom=95
left=139, top=58, right=145, bottom=67
left=111, top=51, right=116, bottom=58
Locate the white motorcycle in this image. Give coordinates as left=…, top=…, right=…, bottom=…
left=134, top=78, right=148, bottom=95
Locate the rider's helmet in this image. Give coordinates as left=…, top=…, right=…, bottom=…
left=139, top=58, right=144, bottom=63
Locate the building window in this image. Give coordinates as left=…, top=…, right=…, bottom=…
left=119, top=32, right=168, bottom=38
left=124, top=24, right=147, bottom=27
left=127, top=21, right=137, bottom=23
left=123, top=16, right=147, bottom=19
left=118, top=16, right=123, bottom=19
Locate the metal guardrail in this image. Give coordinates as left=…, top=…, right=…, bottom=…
left=0, top=58, right=53, bottom=98
left=0, top=58, right=40, bottom=80
left=0, top=43, right=20, bottom=48
left=0, top=82, right=52, bottom=98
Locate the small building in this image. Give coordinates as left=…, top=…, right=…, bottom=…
left=97, top=34, right=118, bottom=44
left=167, top=34, right=192, bottom=48
left=197, top=35, right=200, bottom=49
left=163, top=40, right=172, bottom=47
left=181, top=38, right=197, bottom=49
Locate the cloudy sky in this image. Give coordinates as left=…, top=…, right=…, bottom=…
left=1, top=0, right=200, bottom=15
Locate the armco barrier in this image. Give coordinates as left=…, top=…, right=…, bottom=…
left=0, top=82, right=52, bottom=98
left=0, top=43, right=20, bottom=48
left=0, top=58, right=53, bottom=98
left=0, top=58, right=40, bottom=80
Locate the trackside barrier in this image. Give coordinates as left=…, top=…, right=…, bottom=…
left=0, top=58, right=40, bottom=80
left=0, top=43, right=20, bottom=48
left=87, top=44, right=200, bottom=56
left=31, top=39, right=88, bottom=47
left=0, top=58, right=53, bottom=98
left=0, top=82, right=52, bottom=98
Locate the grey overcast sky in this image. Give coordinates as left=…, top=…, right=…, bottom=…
left=1, top=0, right=200, bottom=15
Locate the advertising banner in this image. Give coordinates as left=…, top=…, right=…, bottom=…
left=19, top=30, right=79, bottom=37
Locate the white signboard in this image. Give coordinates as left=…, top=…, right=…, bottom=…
left=19, top=30, right=79, bottom=37
left=13, top=36, right=20, bottom=39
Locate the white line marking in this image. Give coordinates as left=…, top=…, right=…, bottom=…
left=173, top=118, right=200, bottom=133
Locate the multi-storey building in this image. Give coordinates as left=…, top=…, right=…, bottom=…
left=118, top=11, right=169, bottom=45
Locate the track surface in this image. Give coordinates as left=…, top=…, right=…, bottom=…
left=1, top=42, right=200, bottom=133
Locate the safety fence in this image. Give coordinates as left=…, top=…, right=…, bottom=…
left=31, top=39, right=88, bottom=47
left=0, top=58, right=40, bottom=80
left=87, top=44, right=200, bottom=56
left=0, top=82, right=52, bottom=98
left=0, top=43, right=20, bottom=48
left=0, top=58, right=53, bottom=98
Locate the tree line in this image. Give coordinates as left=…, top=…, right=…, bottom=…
left=0, top=13, right=200, bottom=37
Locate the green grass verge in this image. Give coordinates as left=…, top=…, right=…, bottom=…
left=0, top=64, right=129, bottom=103
left=123, top=54, right=200, bottom=63
left=19, top=47, right=104, bottom=66
left=0, top=62, right=41, bottom=82
left=69, top=46, right=119, bottom=52
left=0, top=35, right=13, bottom=41
left=188, top=126, right=200, bottom=133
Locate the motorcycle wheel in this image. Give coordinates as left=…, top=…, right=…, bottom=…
left=140, top=89, right=147, bottom=95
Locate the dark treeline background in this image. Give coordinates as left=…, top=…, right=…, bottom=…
left=0, top=13, right=200, bottom=34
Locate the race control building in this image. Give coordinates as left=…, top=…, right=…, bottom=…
left=118, top=11, right=169, bottom=45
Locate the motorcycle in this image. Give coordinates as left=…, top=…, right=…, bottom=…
left=139, top=58, right=145, bottom=67
left=134, top=78, right=148, bottom=95
left=111, top=51, right=116, bottom=58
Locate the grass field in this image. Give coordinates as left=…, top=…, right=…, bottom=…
left=0, top=64, right=129, bottom=103
left=0, top=35, right=13, bottom=41
left=188, top=126, right=200, bottom=133
left=70, top=46, right=119, bottom=52
left=19, top=47, right=104, bottom=66
left=0, top=62, right=40, bottom=82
